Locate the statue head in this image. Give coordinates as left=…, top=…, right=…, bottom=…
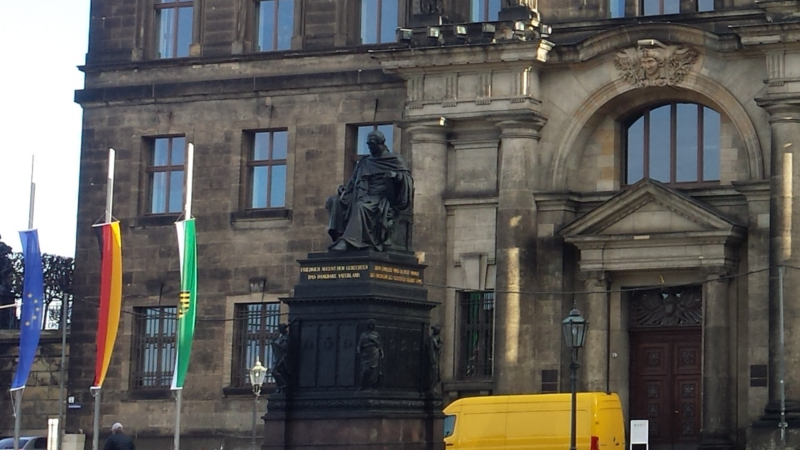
left=431, top=325, right=441, bottom=336
left=278, top=323, right=288, bottom=334
left=366, top=319, right=376, bottom=331
left=366, top=130, right=389, bottom=157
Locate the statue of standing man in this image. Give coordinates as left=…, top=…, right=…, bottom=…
left=270, top=323, right=290, bottom=393
left=357, top=319, right=384, bottom=390
left=326, top=130, right=413, bottom=252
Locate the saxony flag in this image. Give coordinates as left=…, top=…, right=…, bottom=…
left=92, top=221, right=122, bottom=389
left=171, top=218, right=197, bottom=390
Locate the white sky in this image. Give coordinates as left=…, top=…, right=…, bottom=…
left=0, top=0, right=89, bottom=257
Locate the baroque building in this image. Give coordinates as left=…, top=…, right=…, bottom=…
left=68, top=0, right=800, bottom=448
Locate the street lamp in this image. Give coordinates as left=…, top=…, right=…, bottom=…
left=562, top=306, right=588, bottom=450
left=249, top=358, right=268, bottom=450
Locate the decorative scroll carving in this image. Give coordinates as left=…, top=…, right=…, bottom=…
left=630, top=286, right=702, bottom=328
left=615, top=40, right=698, bottom=88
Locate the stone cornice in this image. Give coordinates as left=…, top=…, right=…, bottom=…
left=370, top=40, right=554, bottom=73
left=731, top=21, right=800, bottom=46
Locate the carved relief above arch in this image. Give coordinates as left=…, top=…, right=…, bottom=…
left=550, top=73, right=765, bottom=190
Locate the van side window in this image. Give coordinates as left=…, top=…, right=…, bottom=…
left=443, top=415, right=456, bottom=437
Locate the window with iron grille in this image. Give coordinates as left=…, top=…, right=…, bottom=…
left=255, top=0, right=294, bottom=51
left=458, top=291, right=494, bottom=380
left=132, top=307, right=177, bottom=390
left=155, top=0, right=193, bottom=58
left=147, top=136, right=185, bottom=214
left=232, top=303, right=281, bottom=387
left=247, top=131, right=288, bottom=209
left=625, top=102, right=720, bottom=185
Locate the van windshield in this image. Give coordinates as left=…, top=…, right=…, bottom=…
left=443, top=415, right=456, bottom=437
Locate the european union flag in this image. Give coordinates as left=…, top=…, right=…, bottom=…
left=12, top=230, right=44, bottom=390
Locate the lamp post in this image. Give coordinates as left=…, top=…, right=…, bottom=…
left=249, top=358, right=268, bottom=450
left=562, top=306, right=588, bottom=450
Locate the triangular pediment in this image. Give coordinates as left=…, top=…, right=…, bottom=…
left=560, top=179, right=743, bottom=238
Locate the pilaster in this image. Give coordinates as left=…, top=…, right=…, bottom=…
left=699, top=266, right=735, bottom=450
left=493, top=117, right=544, bottom=394
left=581, top=270, right=610, bottom=393
left=405, top=119, right=451, bottom=326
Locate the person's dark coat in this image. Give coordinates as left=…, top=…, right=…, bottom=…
left=103, top=432, right=136, bottom=450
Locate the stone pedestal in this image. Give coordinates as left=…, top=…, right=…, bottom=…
left=263, top=250, right=443, bottom=450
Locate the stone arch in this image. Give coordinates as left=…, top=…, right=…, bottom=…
left=550, top=74, right=764, bottom=190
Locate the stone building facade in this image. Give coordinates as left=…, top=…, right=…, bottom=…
left=68, top=0, right=800, bottom=448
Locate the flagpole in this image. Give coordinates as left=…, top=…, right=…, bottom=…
left=91, top=389, right=101, bottom=450
left=91, top=149, right=117, bottom=450
left=14, top=156, right=36, bottom=450
left=28, top=155, right=35, bottom=230
left=185, top=144, right=193, bottom=220
left=174, top=143, right=194, bottom=450
left=13, top=389, right=22, bottom=450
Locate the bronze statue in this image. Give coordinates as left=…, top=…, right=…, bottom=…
left=357, top=319, right=384, bottom=390
left=270, top=323, right=290, bottom=393
left=428, top=325, right=442, bottom=394
left=326, top=130, right=413, bottom=252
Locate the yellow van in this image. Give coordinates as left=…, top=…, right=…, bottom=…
left=443, top=392, right=626, bottom=450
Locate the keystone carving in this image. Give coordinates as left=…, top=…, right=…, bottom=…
left=614, top=40, right=698, bottom=88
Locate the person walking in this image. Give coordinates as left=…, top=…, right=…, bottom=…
left=103, top=422, right=135, bottom=450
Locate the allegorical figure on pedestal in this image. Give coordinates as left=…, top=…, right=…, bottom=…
left=326, top=130, right=413, bottom=252
left=271, top=323, right=290, bottom=393
left=428, top=325, right=442, bottom=395
left=357, top=319, right=384, bottom=390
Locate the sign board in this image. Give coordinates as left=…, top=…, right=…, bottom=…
left=630, top=420, right=648, bottom=450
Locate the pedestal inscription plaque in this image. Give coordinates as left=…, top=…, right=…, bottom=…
left=263, top=250, right=443, bottom=450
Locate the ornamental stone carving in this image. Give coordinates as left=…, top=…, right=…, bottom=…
left=614, top=40, right=698, bottom=88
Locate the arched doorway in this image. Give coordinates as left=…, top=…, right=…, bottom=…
left=628, top=286, right=702, bottom=450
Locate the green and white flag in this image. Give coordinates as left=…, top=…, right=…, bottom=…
left=172, top=218, right=197, bottom=390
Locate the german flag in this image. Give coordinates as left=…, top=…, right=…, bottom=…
left=92, top=221, right=122, bottom=389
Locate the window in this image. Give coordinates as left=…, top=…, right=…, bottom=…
left=347, top=124, right=394, bottom=180
left=132, top=307, right=176, bottom=389
left=458, top=291, right=494, bottom=380
left=247, top=131, right=288, bottom=209
left=256, top=0, right=293, bottom=51
left=155, top=0, right=193, bottom=58
left=470, top=0, right=500, bottom=22
left=697, top=0, right=714, bottom=11
left=610, top=0, right=624, bottom=18
left=625, top=103, right=720, bottom=185
left=232, top=303, right=281, bottom=387
left=361, top=0, right=399, bottom=44
left=642, top=0, right=713, bottom=15
left=147, top=136, right=185, bottom=214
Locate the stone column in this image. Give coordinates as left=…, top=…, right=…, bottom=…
left=700, top=267, right=733, bottom=449
left=761, top=103, right=800, bottom=415
left=582, top=271, right=610, bottom=393
left=406, top=120, right=450, bottom=322
left=493, top=117, right=545, bottom=394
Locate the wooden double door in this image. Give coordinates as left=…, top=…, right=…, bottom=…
left=629, top=328, right=702, bottom=450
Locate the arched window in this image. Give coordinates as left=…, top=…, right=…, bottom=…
left=625, top=102, right=720, bottom=185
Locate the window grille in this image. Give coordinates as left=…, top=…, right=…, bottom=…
left=458, top=291, right=494, bottom=380
left=132, top=307, right=177, bottom=389
left=232, top=302, right=281, bottom=386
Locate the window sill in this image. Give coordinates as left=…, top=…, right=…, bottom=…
left=231, top=209, right=292, bottom=230
left=222, top=385, right=277, bottom=397
left=126, top=389, right=174, bottom=400
left=134, top=214, right=182, bottom=228
left=443, top=380, right=493, bottom=393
